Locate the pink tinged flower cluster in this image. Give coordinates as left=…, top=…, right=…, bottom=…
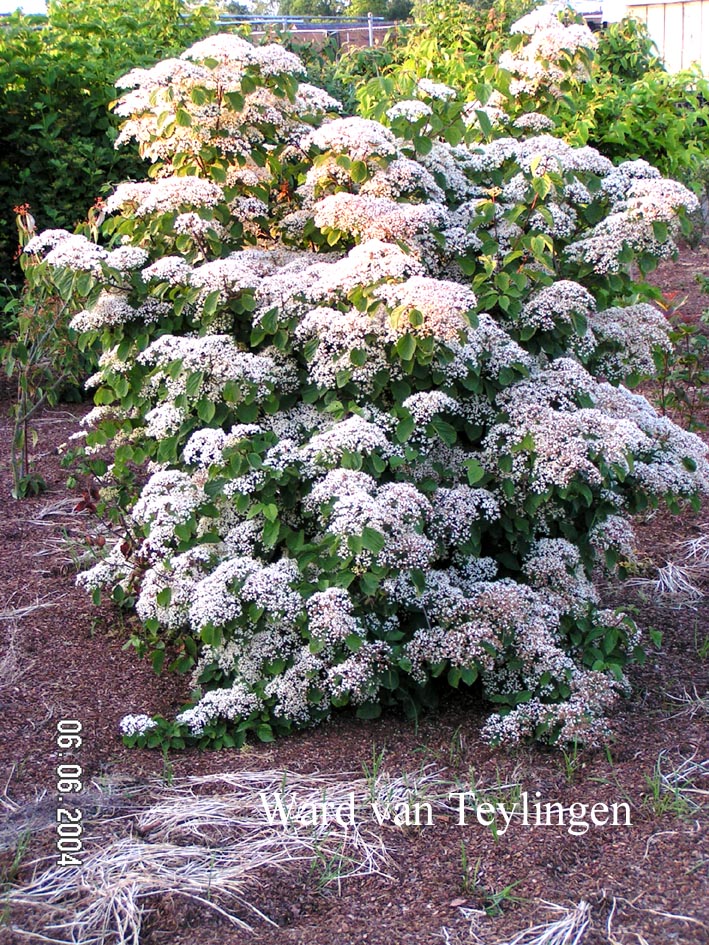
left=313, top=192, right=449, bottom=249
left=374, top=276, right=476, bottom=340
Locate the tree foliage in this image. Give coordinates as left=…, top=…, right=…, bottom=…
left=0, top=0, right=218, bottom=295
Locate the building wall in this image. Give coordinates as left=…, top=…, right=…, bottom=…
left=626, top=0, right=707, bottom=72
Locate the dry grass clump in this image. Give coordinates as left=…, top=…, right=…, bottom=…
left=439, top=900, right=591, bottom=945
left=3, top=769, right=410, bottom=944
left=502, top=900, right=591, bottom=945
left=626, top=527, right=709, bottom=604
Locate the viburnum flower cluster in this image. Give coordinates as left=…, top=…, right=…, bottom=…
left=26, top=31, right=707, bottom=750
left=499, top=4, right=598, bottom=99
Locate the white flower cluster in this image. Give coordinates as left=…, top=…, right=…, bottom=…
left=142, top=256, right=194, bottom=286
left=138, top=334, right=291, bottom=404
left=327, top=640, right=393, bottom=705
left=105, top=246, right=150, bottom=271
left=322, top=479, right=434, bottom=568
left=624, top=178, right=700, bottom=224
left=176, top=683, right=264, bottom=736
left=105, top=178, right=224, bottom=217
left=417, top=77, right=457, bottom=101
left=312, top=192, right=449, bottom=254
left=188, top=556, right=261, bottom=632
left=361, top=158, right=445, bottom=203
left=306, top=587, right=364, bottom=650
left=137, top=546, right=216, bottom=630
left=588, top=303, right=672, bottom=381
left=601, top=159, right=662, bottom=205
left=284, top=240, right=425, bottom=309
left=264, top=648, right=325, bottom=724
left=589, top=514, right=636, bottom=559
left=189, top=253, right=268, bottom=303
left=502, top=6, right=597, bottom=97
left=303, top=415, right=394, bottom=468
left=375, top=276, right=476, bottom=340
left=70, top=292, right=139, bottom=332
left=443, top=313, right=535, bottom=382
left=131, top=470, right=203, bottom=557
left=24, top=228, right=73, bottom=254
left=386, top=100, right=433, bottom=123
left=119, top=714, right=158, bottom=737
left=519, top=280, right=596, bottom=332
left=523, top=538, right=597, bottom=614
left=420, top=142, right=479, bottom=201
left=513, top=112, right=555, bottom=133
left=183, top=424, right=261, bottom=468
left=295, top=306, right=391, bottom=391
left=463, top=96, right=509, bottom=131
left=40, top=234, right=108, bottom=274
left=304, top=116, right=398, bottom=162
left=565, top=218, right=665, bottom=275
left=402, top=391, right=460, bottom=426
left=481, top=670, right=622, bottom=747
left=565, top=176, right=697, bottom=275
left=430, top=485, right=501, bottom=546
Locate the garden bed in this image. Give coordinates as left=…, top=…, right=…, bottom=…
left=0, top=251, right=707, bottom=945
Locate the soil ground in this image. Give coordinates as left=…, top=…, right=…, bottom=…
left=0, top=250, right=707, bottom=945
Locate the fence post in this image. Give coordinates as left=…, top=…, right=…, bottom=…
left=368, top=11, right=374, bottom=46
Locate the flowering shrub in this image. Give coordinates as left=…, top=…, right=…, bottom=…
left=25, top=31, right=709, bottom=750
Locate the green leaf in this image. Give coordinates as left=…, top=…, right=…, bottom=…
left=360, top=572, right=380, bottom=596
left=185, top=371, right=204, bottom=399
left=200, top=624, right=223, bottom=647
left=356, top=702, right=382, bottom=720
left=474, top=107, right=493, bottom=137
left=396, top=416, right=415, bottom=442
left=396, top=334, right=416, bottom=361
left=465, top=458, right=485, bottom=485
left=430, top=417, right=457, bottom=445
left=262, top=518, right=280, bottom=548
left=361, top=526, right=386, bottom=555
left=151, top=648, right=165, bottom=674
left=413, top=135, right=433, bottom=155
left=197, top=399, right=216, bottom=423
left=652, top=220, right=668, bottom=243
left=225, top=90, right=245, bottom=111
left=350, top=159, right=368, bottom=183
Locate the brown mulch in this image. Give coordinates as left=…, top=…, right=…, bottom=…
left=0, top=251, right=707, bottom=945
left=649, top=242, right=709, bottom=321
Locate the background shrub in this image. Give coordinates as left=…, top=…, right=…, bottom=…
left=0, top=0, right=218, bottom=300
left=350, top=1, right=709, bottom=189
